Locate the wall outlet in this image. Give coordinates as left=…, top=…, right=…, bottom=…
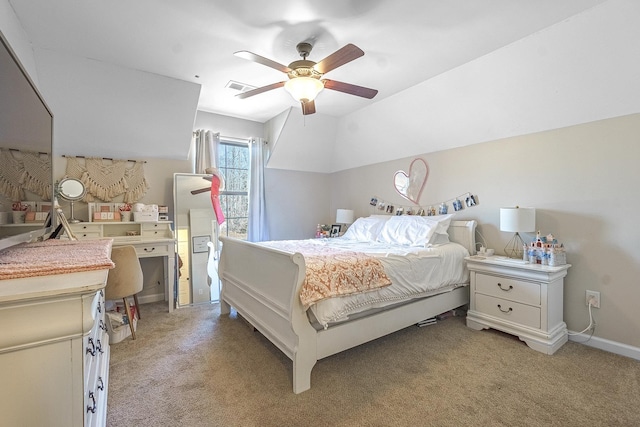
left=586, top=290, right=601, bottom=308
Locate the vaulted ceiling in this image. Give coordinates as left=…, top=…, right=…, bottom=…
left=11, top=0, right=605, bottom=122
left=6, top=0, right=640, bottom=172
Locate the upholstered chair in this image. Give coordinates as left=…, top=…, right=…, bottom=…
left=105, top=245, right=143, bottom=340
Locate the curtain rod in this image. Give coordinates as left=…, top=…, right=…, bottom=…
left=192, top=130, right=267, bottom=144
left=62, top=154, right=147, bottom=163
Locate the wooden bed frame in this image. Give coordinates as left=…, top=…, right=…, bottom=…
left=217, top=220, right=477, bottom=393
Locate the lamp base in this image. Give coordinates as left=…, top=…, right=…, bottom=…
left=504, top=232, right=525, bottom=259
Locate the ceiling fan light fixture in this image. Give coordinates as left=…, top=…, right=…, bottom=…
left=284, top=77, right=324, bottom=103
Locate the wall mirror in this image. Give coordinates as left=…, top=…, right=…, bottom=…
left=393, top=158, right=429, bottom=204
left=57, top=178, right=86, bottom=223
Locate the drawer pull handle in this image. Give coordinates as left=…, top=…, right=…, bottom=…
left=497, top=283, right=513, bottom=291
left=497, top=304, right=513, bottom=314
left=144, top=247, right=155, bottom=252
left=87, top=391, right=97, bottom=413
left=86, top=338, right=96, bottom=356
left=97, top=377, right=104, bottom=391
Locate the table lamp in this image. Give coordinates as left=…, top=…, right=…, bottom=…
left=336, top=209, right=354, bottom=226
left=500, top=206, right=536, bottom=258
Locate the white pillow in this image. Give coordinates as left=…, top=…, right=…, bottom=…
left=427, top=213, right=454, bottom=235
left=342, top=216, right=389, bottom=242
left=376, top=215, right=439, bottom=246
left=429, top=232, right=450, bottom=245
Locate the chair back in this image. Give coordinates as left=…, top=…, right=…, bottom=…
left=105, top=245, right=143, bottom=300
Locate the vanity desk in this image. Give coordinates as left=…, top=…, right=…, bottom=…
left=0, top=239, right=114, bottom=427
left=69, top=221, right=176, bottom=312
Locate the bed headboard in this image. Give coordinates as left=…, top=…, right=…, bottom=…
left=448, top=220, right=477, bottom=255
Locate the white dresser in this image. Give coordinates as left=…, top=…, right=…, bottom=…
left=0, top=245, right=112, bottom=427
left=465, top=256, right=571, bottom=355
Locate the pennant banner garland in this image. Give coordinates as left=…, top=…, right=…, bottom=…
left=369, top=192, right=478, bottom=216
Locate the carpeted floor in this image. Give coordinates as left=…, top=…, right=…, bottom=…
left=107, top=302, right=640, bottom=427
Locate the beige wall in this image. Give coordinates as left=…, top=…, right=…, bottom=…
left=51, top=112, right=640, bottom=355
left=52, top=156, right=192, bottom=222
left=330, top=113, right=640, bottom=351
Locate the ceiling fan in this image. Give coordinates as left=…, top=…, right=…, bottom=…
left=234, top=42, right=378, bottom=115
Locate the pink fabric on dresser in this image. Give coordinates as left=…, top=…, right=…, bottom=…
left=0, top=239, right=114, bottom=280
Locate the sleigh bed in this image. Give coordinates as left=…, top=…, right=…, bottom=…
left=217, top=217, right=477, bottom=393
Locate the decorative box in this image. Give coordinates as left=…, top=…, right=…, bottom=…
left=133, top=211, right=158, bottom=222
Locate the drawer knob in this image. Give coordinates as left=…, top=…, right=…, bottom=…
left=144, top=247, right=155, bottom=252
left=497, top=283, right=513, bottom=291
left=497, top=304, right=513, bottom=314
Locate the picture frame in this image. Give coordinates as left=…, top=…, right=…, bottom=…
left=192, top=235, right=211, bottom=253
left=55, top=207, right=77, bottom=240
left=330, top=224, right=341, bottom=238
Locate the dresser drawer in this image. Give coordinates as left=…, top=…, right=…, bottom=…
left=475, top=293, right=541, bottom=329
left=475, top=273, right=540, bottom=306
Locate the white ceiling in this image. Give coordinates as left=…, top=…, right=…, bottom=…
left=9, top=0, right=607, bottom=124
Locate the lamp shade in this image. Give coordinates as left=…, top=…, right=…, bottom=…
left=284, top=77, right=324, bottom=102
left=500, top=207, right=536, bottom=232
left=336, top=209, right=354, bottom=224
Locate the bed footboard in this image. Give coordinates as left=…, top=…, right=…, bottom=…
left=217, top=237, right=317, bottom=393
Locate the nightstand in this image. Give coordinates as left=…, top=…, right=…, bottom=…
left=465, top=256, right=571, bottom=355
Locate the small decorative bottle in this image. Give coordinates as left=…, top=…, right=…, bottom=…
left=316, top=224, right=322, bottom=238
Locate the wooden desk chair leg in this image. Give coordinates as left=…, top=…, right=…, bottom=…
left=123, top=298, right=136, bottom=340
left=133, top=294, right=141, bottom=319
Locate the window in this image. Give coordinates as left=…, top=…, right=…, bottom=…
left=218, top=140, right=249, bottom=239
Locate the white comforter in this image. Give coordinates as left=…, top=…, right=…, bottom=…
left=295, top=238, right=470, bottom=327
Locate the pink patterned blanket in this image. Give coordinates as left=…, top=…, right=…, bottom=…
left=260, top=240, right=392, bottom=308
left=0, top=239, right=114, bottom=280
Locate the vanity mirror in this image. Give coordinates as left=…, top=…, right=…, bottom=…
left=57, top=178, right=86, bottom=223
left=394, top=158, right=429, bottom=204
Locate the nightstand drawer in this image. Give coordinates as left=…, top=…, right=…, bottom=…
left=476, top=273, right=540, bottom=306
left=475, top=294, right=540, bottom=329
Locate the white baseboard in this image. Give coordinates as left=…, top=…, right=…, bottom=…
left=568, top=332, right=640, bottom=361
left=138, top=293, right=164, bottom=304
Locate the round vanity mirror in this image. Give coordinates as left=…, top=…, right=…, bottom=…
left=57, top=178, right=86, bottom=223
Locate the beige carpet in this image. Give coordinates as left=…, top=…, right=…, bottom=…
left=107, top=302, right=640, bottom=427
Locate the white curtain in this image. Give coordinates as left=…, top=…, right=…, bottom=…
left=192, top=129, right=222, bottom=289
left=193, top=130, right=219, bottom=174
left=247, top=137, right=269, bottom=242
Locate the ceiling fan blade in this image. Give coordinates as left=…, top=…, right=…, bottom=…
left=236, top=81, right=286, bottom=99
left=313, top=44, right=364, bottom=74
left=302, top=100, right=316, bottom=115
left=234, top=51, right=291, bottom=74
left=322, top=79, right=378, bottom=99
